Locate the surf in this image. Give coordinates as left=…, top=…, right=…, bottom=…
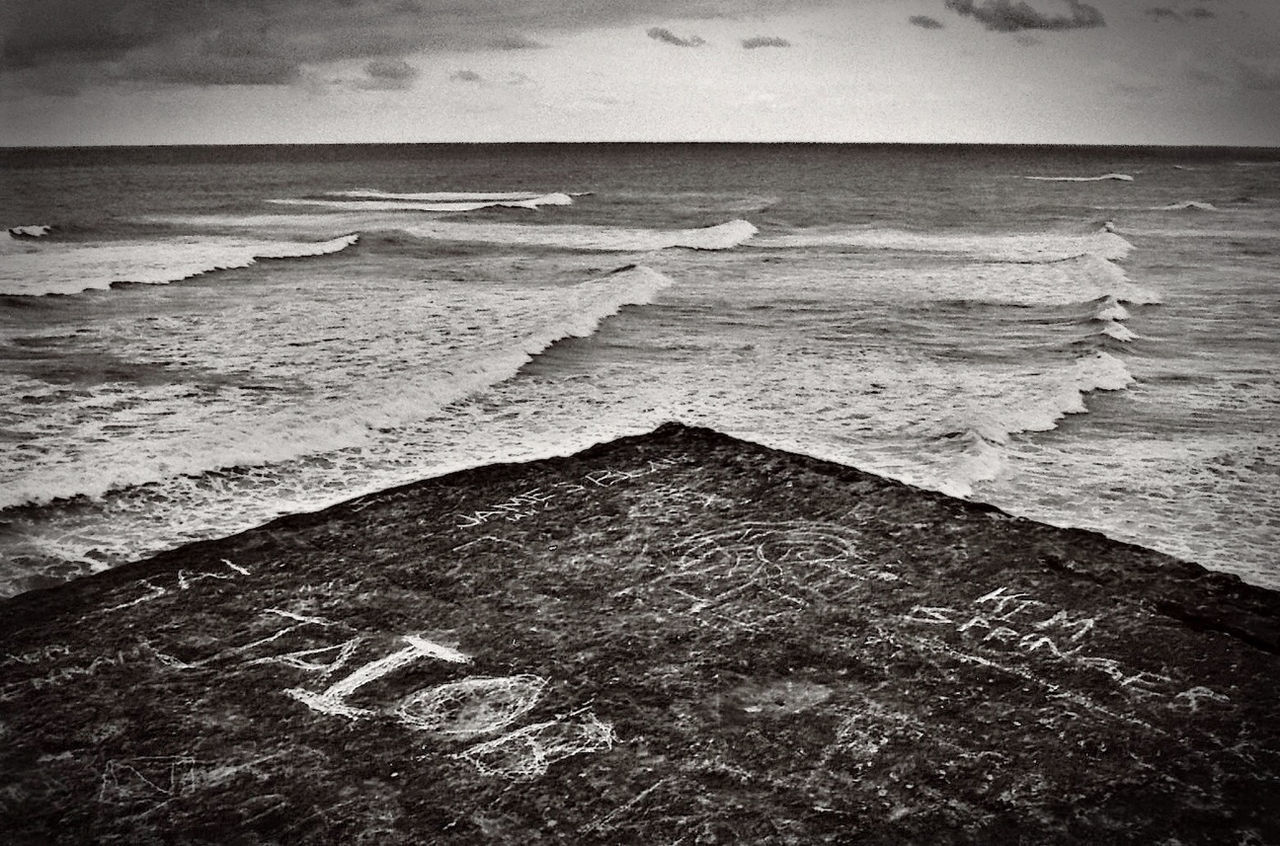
left=0, top=234, right=359, bottom=297
left=0, top=264, right=674, bottom=509
left=268, top=192, right=574, bottom=213
left=753, top=225, right=1134, bottom=263
left=1023, top=173, right=1135, bottom=182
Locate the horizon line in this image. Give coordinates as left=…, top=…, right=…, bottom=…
left=4, top=140, right=1279, bottom=153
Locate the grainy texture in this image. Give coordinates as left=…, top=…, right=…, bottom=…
left=2, top=423, right=1277, bottom=844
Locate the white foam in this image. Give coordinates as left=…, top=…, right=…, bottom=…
left=924, top=352, right=1137, bottom=497
left=755, top=227, right=1133, bottom=263
left=397, top=218, right=759, bottom=252
left=0, top=264, right=674, bottom=508
left=143, top=213, right=759, bottom=254
left=331, top=190, right=548, bottom=202
left=1098, top=321, right=1138, bottom=342
left=946, top=352, right=1135, bottom=448
left=268, top=192, right=573, bottom=213
left=935, top=437, right=1007, bottom=499
left=1152, top=200, right=1220, bottom=212
left=1023, top=173, right=1135, bottom=182
left=0, top=234, right=359, bottom=296
left=7, top=224, right=52, bottom=238
left=1093, top=297, right=1131, bottom=322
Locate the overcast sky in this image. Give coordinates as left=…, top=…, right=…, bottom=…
left=2, top=0, right=1277, bottom=146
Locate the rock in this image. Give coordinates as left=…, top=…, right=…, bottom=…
left=2, top=423, right=1277, bottom=844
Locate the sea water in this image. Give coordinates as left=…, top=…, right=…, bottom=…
left=2, top=144, right=1277, bottom=595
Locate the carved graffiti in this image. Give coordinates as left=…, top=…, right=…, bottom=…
left=655, top=520, right=879, bottom=629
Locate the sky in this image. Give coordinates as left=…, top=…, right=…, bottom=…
left=1, top=0, right=1277, bottom=146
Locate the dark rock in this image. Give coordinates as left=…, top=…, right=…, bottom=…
left=1, top=423, right=1277, bottom=844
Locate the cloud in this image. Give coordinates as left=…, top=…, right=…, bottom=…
left=1235, top=60, right=1280, bottom=91
left=451, top=69, right=483, bottom=82
left=943, top=0, right=1105, bottom=32
left=1, top=0, right=805, bottom=90
left=647, top=27, right=706, bottom=47
left=1185, top=56, right=1280, bottom=92
left=119, top=33, right=305, bottom=86
left=354, top=59, right=420, bottom=90
left=490, top=34, right=548, bottom=50
left=909, top=15, right=946, bottom=29
left=1145, top=5, right=1217, bottom=23
left=741, top=36, right=792, bottom=48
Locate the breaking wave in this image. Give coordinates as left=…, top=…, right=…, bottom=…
left=268, top=192, right=574, bottom=212
left=396, top=218, right=759, bottom=251
left=7, top=224, right=52, bottom=238
left=0, top=264, right=674, bottom=508
left=0, top=233, right=359, bottom=296
left=936, top=352, right=1137, bottom=497
left=332, top=189, right=560, bottom=202
left=755, top=226, right=1134, bottom=263
left=1153, top=200, right=1219, bottom=212
left=1023, top=173, right=1135, bottom=182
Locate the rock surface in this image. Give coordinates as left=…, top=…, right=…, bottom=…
left=2, top=423, right=1278, bottom=844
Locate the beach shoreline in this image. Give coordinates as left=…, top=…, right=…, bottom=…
left=3, top=423, right=1278, bottom=843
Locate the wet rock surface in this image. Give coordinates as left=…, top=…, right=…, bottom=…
left=2, top=423, right=1278, bottom=844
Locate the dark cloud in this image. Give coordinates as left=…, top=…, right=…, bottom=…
left=943, top=0, right=1105, bottom=32
left=1145, top=6, right=1217, bottom=23
left=354, top=58, right=420, bottom=89
left=450, top=69, right=483, bottom=82
left=1, top=0, right=807, bottom=90
left=490, top=34, right=548, bottom=50
left=741, top=36, right=792, bottom=48
left=647, top=27, right=706, bottom=47
left=909, top=15, right=945, bottom=29
left=119, top=32, right=305, bottom=86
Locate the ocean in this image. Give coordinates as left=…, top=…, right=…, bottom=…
left=2, top=143, right=1277, bottom=597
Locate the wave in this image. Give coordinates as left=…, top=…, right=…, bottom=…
left=268, top=192, right=574, bottom=213
left=0, top=234, right=359, bottom=297
left=7, top=224, right=52, bottom=238
left=1092, top=296, right=1131, bottom=322
left=755, top=226, right=1133, bottom=263
left=395, top=218, right=759, bottom=252
left=1061, top=254, right=1160, bottom=304
left=1023, top=173, right=1135, bottom=182
left=967, top=352, right=1135, bottom=444
left=936, top=352, right=1136, bottom=497
left=144, top=212, right=759, bottom=253
left=1, top=225, right=53, bottom=256
left=0, top=264, right=674, bottom=509
left=1152, top=200, right=1219, bottom=212
left=1095, top=320, right=1139, bottom=342
left=331, top=189, right=553, bottom=202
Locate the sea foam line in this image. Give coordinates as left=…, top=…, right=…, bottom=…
left=1151, top=201, right=1219, bottom=212
left=1023, top=173, right=1135, bottom=182
left=0, top=234, right=359, bottom=297
left=754, top=226, right=1133, bottom=263
left=330, top=189, right=550, bottom=202
left=395, top=218, right=759, bottom=251
left=268, top=192, right=573, bottom=212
